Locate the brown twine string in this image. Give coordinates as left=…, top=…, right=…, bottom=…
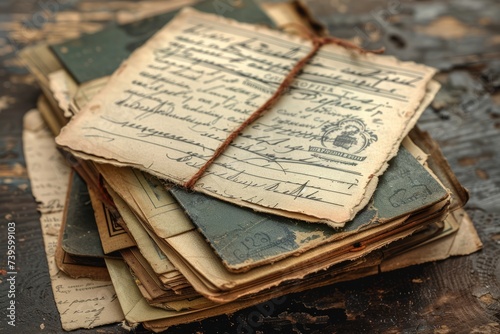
left=184, top=31, right=384, bottom=189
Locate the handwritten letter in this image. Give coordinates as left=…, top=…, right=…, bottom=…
left=56, top=8, right=436, bottom=225
left=24, top=110, right=124, bottom=330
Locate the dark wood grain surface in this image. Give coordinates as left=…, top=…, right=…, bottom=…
left=1, top=1, right=499, bottom=333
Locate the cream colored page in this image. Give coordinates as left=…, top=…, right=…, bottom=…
left=71, top=76, right=109, bottom=114
left=97, top=164, right=194, bottom=238
left=23, top=109, right=124, bottom=330
left=107, top=187, right=178, bottom=275
left=105, top=258, right=180, bottom=324
left=56, top=8, right=435, bottom=224
left=49, top=69, right=78, bottom=118
left=380, top=209, right=482, bottom=272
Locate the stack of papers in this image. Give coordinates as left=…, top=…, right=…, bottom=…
left=20, top=1, right=482, bottom=331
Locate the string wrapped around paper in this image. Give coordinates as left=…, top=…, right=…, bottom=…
left=184, top=30, right=384, bottom=189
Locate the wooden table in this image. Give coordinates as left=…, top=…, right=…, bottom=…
left=1, top=1, right=499, bottom=332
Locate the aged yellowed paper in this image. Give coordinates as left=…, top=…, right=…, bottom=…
left=70, top=76, right=109, bottom=115
left=57, top=8, right=436, bottom=225
left=23, top=109, right=124, bottom=330
left=48, top=69, right=78, bottom=118
left=106, top=185, right=184, bottom=277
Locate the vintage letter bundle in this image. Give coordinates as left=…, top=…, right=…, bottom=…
left=21, top=1, right=481, bottom=331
